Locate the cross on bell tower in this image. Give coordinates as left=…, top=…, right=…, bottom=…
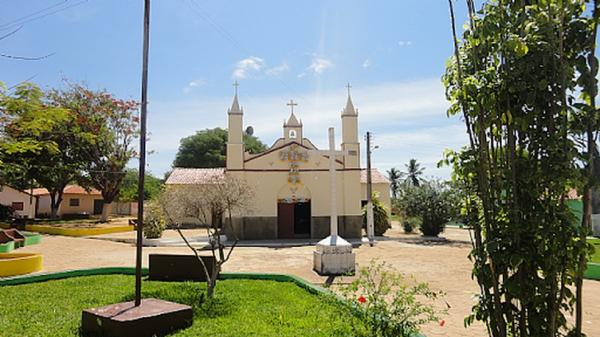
left=286, top=99, right=298, bottom=114
left=284, top=99, right=302, bottom=141
left=233, top=80, right=239, bottom=96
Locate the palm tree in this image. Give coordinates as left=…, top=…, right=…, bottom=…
left=403, top=159, right=425, bottom=187
left=387, top=167, right=402, bottom=199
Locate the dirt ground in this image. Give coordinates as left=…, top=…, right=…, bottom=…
left=13, top=223, right=600, bottom=337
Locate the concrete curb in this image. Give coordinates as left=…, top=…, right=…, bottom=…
left=24, top=224, right=135, bottom=237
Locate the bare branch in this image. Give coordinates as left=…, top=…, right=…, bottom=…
left=175, top=225, right=211, bottom=282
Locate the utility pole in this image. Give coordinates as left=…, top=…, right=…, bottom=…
left=366, top=131, right=374, bottom=246
left=135, top=0, right=150, bottom=307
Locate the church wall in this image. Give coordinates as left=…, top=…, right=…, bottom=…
left=361, top=182, right=392, bottom=211
left=225, top=166, right=363, bottom=239
left=228, top=170, right=361, bottom=218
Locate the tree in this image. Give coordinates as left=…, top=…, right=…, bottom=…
left=403, top=159, right=424, bottom=187
left=52, top=84, right=139, bottom=222
left=387, top=167, right=402, bottom=199
left=158, top=175, right=253, bottom=299
left=0, top=82, right=90, bottom=218
left=444, top=1, right=597, bottom=335
left=173, top=127, right=267, bottom=168
left=117, top=168, right=163, bottom=201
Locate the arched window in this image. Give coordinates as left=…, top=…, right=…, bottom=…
left=289, top=130, right=297, bottom=138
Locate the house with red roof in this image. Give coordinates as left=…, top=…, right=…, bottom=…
left=33, top=185, right=104, bottom=217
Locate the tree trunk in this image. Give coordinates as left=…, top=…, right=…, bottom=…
left=100, top=202, right=111, bottom=222
left=49, top=190, right=64, bottom=219
left=207, top=264, right=220, bottom=299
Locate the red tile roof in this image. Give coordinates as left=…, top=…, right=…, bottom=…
left=31, top=185, right=101, bottom=196
left=165, top=168, right=226, bottom=185
left=361, top=168, right=390, bottom=184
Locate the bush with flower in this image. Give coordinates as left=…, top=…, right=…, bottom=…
left=336, top=260, right=445, bottom=337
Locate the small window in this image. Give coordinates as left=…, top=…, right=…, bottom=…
left=69, top=198, right=80, bottom=207
left=11, top=202, right=24, bottom=211
left=289, top=130, right=297, bottom=138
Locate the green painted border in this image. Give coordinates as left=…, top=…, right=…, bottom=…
left=23, top=233, right=42, bottom=246
left=0, top=241, right=14, bottom=253
left=0, top=232, right=42, bottom=253
left=584, top=263, right=600, bottom=280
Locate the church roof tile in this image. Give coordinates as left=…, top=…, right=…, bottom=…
left=360, top=168, right=390, bottom=184
left=165, top=168, right=225, bottom=185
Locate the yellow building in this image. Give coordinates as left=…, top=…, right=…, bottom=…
left=166, top=88, right=389, bottom=240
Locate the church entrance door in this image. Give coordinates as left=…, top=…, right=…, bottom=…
left=294, top=201, right=311, bottom=238
left=277, top=203, right=294, bottom=239
left=277, top=200, right=311, bottom=239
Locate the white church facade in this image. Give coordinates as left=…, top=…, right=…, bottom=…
left=166, top=86, right=390, bottom=240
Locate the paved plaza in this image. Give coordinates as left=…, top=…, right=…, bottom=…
left=14, top=224, right=600, bottom=337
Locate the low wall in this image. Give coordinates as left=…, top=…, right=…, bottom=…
left=0, top=253, right=43, bottom=277
left=24, top=224, right=134, bottom=237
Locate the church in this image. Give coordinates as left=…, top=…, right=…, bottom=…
left=166, top=85, right=390, bottom=240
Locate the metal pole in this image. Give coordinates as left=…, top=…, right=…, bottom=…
left=135, top=0, right=150, bottom=307
left=366, top=132, right=374, bottom=245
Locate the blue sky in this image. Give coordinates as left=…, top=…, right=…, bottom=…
left=1, top=0, right=474, bottom=179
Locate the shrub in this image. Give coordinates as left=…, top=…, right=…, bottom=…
left=396, top=181, right=457, bottom=237
left=362, top=193, right=391, bottom=236
left=338, top=260, right=444, bottom=337
left=143, top=200, right=166, bottom=239
left=402, top=217, right=420, bottom=234
left=0, top=204, right=15, bottom=221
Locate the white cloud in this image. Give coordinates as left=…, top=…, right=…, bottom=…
left=266, top=62, right=290, bottom=76
left=182, top=79, right=206, bottom=94
left=147, top=78, right=466, bottom=179
left=232, top=56, right=265, bottom=79
left=362, top=59, right=372, bottom=68
left=307, top=57, right=333, bottom=75
left=398, top=40, right=412, bottom=47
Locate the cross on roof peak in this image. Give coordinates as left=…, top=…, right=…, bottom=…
left=287, top=99, right=298, bottom=114
left=346, top=82, right=352, bottom=96
left=233, top=80, right=239, bottom=95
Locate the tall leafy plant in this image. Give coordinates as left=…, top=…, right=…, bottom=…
left=444, top=1, right=598, bottom=336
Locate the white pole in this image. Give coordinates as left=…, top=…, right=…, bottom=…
left=328, top=127, right=338, bottom=237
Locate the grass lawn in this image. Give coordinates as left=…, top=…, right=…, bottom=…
left=590, top=237, right=600, bottom=264
left=0, top=275, right=357, bottom=337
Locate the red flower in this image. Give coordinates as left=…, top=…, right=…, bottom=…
left=439, top=319, right=445, bottom=327
left=357, top=296, right=367, bottom=304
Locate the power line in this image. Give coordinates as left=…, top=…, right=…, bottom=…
left=0, top=25, right=23, bottom=41
left=182, top=0, right=298, bottom=98
left=0, top=52, right=54, bottom=61
left=0, top=0, right=89, bottom=32
left=0, top=1, right=68, bottom=29
left=7, top=74, right=39, bottom=90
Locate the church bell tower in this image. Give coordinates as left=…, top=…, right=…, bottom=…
left=341, top=83, right=360, bottom=168
left=227, top=82, right=244, bottom=170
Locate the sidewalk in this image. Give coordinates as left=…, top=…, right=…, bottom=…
left=89, top=228, right=369, bottom=248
